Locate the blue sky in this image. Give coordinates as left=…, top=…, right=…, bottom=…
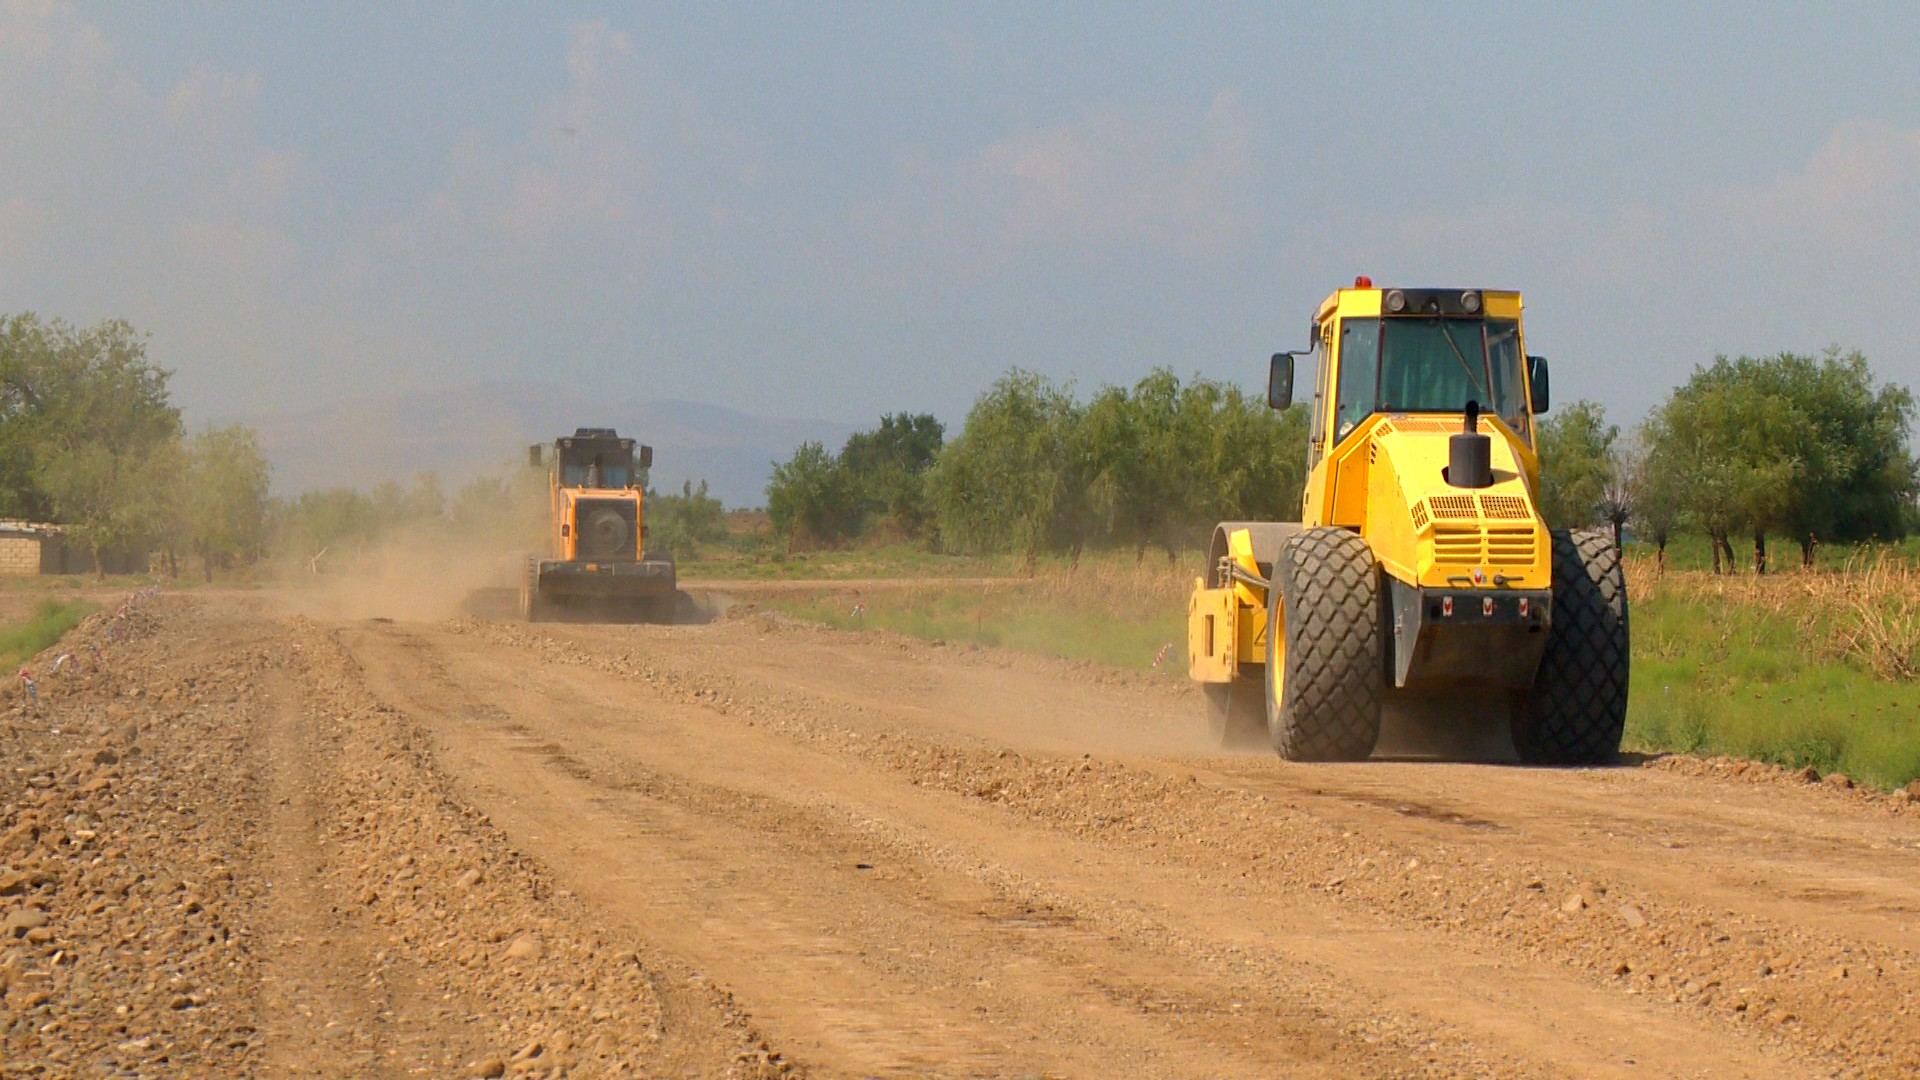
left=4, top=2, right=1918, bottom=448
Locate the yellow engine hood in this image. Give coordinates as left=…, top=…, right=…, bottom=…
left=1363, top=416, right=1550, bottom=590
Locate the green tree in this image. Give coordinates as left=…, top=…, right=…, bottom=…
left=928, top=370, right=1082, bottom=567
left=1775, top=349, right=1915, bottom=564
left=185, top=425, right=271, bottom=580
left=1624, top=426, right=1682, bottom=566
left=1535, top=400, right=1617, bottom=530
left=450, top=464, right=548, bottom=552
left=1071, top=369, right=1307, bottom=561
left=140, top=436, right=193, bottom=578
left=1643, top=352, right=1915, bottom=572
left=766, top=441, right=862, bottom=548
left=3, top=316, right=182, bottom=573
left=1220, top=396, right=1310, bottom=523
left=837, top=412, right=944, bottom=538
left=271, top=487, right=380, bottom=570
left=648, top=479, right=727, bottom=557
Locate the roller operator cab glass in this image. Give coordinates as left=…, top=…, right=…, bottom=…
left=1334, top=317, right=1527, bottom=439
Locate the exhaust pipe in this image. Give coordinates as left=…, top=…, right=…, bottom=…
left=1447, top=400, right=1494, bottom=489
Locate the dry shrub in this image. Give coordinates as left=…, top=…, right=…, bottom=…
left=1632, top=548, right=1920, bottom=682
left=1815, top=552, right=1920, bottom=680
left=1032, top=549, right=1195, bottom=615
left=1041, top=544, right=1920, bottom=683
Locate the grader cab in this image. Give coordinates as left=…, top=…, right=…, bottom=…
left=1188, top=281, right=1629, bottom=763
left=522, top=428, right=678, bottom=622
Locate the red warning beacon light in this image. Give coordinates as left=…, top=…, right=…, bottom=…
left=1353, top=275, right=1373, bottom=288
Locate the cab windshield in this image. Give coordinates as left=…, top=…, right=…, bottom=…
left=1335, top=317, right=1526, bottom=438
left=561, top=455, right=631, bottom=488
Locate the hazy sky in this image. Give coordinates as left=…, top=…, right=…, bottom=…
left=4, top=1, right=1919, bottom=437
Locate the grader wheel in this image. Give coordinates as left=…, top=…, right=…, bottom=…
left=1266, top=527, right=1383, bottom=762
left=520, top=556, right=550, bottom=623
left=1513, top=529, right=1629, bottom=764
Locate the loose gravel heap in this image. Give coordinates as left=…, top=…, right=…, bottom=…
left=1, top=597, right=263, bottom=1075
left=1, top=596, right=790, bottom=1077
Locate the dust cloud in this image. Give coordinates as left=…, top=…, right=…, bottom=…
left=268, top=530, right=527, bottom=623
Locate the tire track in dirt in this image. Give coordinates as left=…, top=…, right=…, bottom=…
left=347, top=623, right=1417, bottom=1078
left=253, top=668, right=474, bottom=1076
left=451, top=612, right=1918, bottom=1077
left=282, top=618, right=794, bottom=1078
left=353, top=615, right=1843, bottom=1078
left=20, top=592, right=1905, bottom=1077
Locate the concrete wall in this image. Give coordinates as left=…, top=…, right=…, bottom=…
left=0, top=535, right=42, bottom=576
left=0, top=530, right=144, bottom=575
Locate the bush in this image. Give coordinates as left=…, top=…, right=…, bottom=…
left=648, top=480, right=726, bottom=557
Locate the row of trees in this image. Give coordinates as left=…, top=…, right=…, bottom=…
left=1536, top=350, right=1914, bottom=571
left=268, top=472, right=507, bottom=570
left=5, top=311, right=738, bottom=577
left=268, top=466, right=733, bottom=569
left=0, top=315, right=270, bottom=577
left=768, top=412, right=945, bottom=545
left=773, top=351, right=1914, bottom=574
left=12, top=310, right=1908, bottom=580
left=769, top=369, right=1308, bottom=564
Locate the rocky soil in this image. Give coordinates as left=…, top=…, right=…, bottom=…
left=1, top=595, right=785, bottom=1077
left=4, top=590, right=1917, bottom=1077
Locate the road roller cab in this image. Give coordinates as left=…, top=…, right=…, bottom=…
left=1188, top=280, right=1629, bottom=763
left=522, top=428, right=678, bottom=621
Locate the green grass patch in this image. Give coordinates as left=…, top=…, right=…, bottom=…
left=1625, top=588, right=1920, bottom=789
left=0, top=599, right=97, bottom=669
left=766, top=581, right=1186, bottom=672
left=761, top=550, right=1920, bottom=790
left=680, top=542, right=1014, bottom=582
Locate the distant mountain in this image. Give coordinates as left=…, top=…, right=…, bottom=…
left=231, top=381, right=857, bottom=508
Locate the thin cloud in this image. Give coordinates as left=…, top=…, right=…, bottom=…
left=850, top=92, right=1260, bottom=285
left=983, top=91, right=1255, bottom=255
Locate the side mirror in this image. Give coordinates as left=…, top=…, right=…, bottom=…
left=1267, top=353, right=1294, bottom=410
left=527, top=444, right=545, bottom=468
left=637, top=444, right=654, bottom=469
left=1527, top=355, right=1550, bottom=414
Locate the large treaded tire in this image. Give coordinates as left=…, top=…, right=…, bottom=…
left=1267, top=528, right=1383, bottom=762
left=1205, top=677, right=1266, bottom=749
left=1514, top=529, right=1629, bottom=765
left=520, top=555, right=550, bottom=623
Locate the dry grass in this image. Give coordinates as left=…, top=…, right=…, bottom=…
left=1628, top=551, right=1920, bottom=683
left=1627, top=551, right=1920, bottom=787
left=1029, top=550, right=1196, bottom=615
left=771, top=541, right=1918, bottom=786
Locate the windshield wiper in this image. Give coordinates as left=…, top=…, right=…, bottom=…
left=1435, top=321, right=1491, bottom=403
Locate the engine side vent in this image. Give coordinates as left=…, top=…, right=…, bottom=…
left=1410, top=501, right=1430, bottom=529
left=1429, top=495, right=1478, bottom=518
left=1485, top=526, right=1537, bottom=566
left=1479, top=495, right=1530, bottom=519
left=1431, top=527, right=1481, bottom=565
left=1388, top=416, right=1493, bottom=434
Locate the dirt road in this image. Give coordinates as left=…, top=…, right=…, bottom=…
left=3, top=591, right=1916, bottom=1077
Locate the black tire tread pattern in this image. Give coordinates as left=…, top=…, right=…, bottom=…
left=1515, top=529, right=1629, bottom=764
left=1270, top=528, right=1383, bottom=762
